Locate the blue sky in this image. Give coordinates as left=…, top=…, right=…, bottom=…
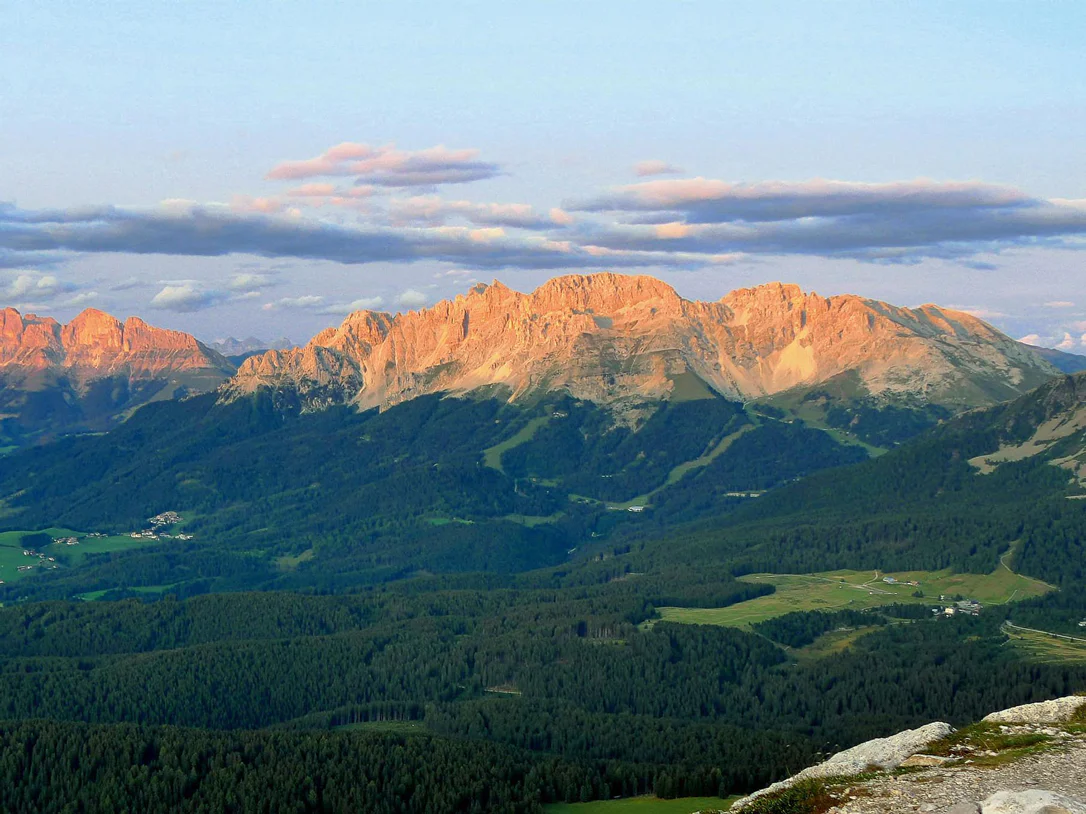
left=2, top=1, right=1085, bottom=349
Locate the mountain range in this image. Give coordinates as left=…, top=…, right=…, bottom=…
left=0, top=307, right=234, bottom=447
left=225, top=274, right=1060, bottom=415
left=2, top=274, right=1086, bottom=812
left=3, top=274, right=1080, bottom=452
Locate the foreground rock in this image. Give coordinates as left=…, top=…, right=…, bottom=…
left=730, top=723, right=953, bottom=809
left=983, top=697, right=1086, bottom=725
left=725, top=695, right=1086, bottom=814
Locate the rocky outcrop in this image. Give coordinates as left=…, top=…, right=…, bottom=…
left=0, top=307, right=234, bottom=390
left=223, top=274, right=1059, bottom=413
left=727, top=695, right=1086, bottom=814
left=983, top=697, right=1086, bottom=725
left=730, top=722, right=954, bottom=809
left=0, top=307, right=235, bottom=445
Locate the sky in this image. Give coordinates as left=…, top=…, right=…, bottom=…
left=2, top=1, right=1085, bottom=351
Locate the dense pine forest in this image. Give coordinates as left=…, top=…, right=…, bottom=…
left=0, top=374, right=1083, bottom=810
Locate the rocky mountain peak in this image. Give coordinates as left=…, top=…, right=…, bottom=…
left=0, top=306, right=234, bottom=391
left=224, top=273, right=1060, bottom=413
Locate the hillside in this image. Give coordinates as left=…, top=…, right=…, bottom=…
left=0, top=330, right=1083, bottom=814
left=224, top=275, right=1058, bottom=418
left=1020, top=342, right=1086, bottom=374
left=0, top=307, right=235, bottom=447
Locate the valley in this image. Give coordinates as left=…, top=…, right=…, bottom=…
left=0, top=278, right=1085, bottom=812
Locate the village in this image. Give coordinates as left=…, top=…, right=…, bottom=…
left=9, top=511, right=197, bottom=578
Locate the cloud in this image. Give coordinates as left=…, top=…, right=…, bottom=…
left=286, top=183, right=338, bottom=198
left=262, top=293, right=386, bottom=315
left=2, top=271, right=77, bottom=303
left=228, top=271, right=278, bottom=292
left=1019, top=334, right=1041, bottom=345
left=319, top=296, right=385, bottom=315
left=150, top=283, right=227, bottom=312
left=634, top=160, right=684, bottom=177
left=573, top=178, right=1031, bottom=222
left=6, top=173, right=1086, bottom=273
left=388, top=196, right=566, bottom=230
left=947, top=305, right=1006, bottom=319
left=569, top=191, right=1086, bottom=262
left=266, top=142, right=501, bottom=187
left=1056, top=332, right=1076, bottom=351
left=397, top=288, right=427, bottom=309
left=0, top=201, right=699, bottom=270
left=1044, top=300, right=1076, bottom=308
left=230, top=195, right=284, bottom=214
left=262, top=295, right=324, bottom=311
left=64, top=291, right=100, bottom=307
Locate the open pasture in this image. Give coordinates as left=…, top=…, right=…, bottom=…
left=654, top=564, right=1053, bottom=630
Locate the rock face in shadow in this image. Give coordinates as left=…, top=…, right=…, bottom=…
left=0, top=307, right=235, bottom=446
left=224, top=273, right=1058, bottom=413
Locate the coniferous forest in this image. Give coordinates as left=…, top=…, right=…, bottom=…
left=0, top=376, right=1083, bottom=811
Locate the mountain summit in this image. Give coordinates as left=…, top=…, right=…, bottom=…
left=224, top=273, right=1057, bottom=412
left=0, top=307, right=234, bottom=445
left=1, top=307, right=233, bottom=388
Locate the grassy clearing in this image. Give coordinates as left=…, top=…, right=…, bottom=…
left=667, top=371, right=717, bottom=403
left=0, top=527, right=165, bottom=583
left=275, top=549, right=315, bottom=571
left=425, top=517, right=475, bottom=526
left=600, top=423, right=762, bottom=510
left=1005, top=625, right=1086, bottom=664
left=653, top=563, right=1053, bottom=630
left=791, top=625, right=883, bottom=663
left=503, top=512, right=566, bottom=527
left=544, top=796, right=737, bottom=814
left=483, top=416, right=550, bottom=472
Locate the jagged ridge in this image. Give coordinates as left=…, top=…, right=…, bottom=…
left=224, top=273, right=1059, bottom=412
left=1, top=307, right=234, bottom=390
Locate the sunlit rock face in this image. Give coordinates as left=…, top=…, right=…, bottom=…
left=224, top=273, right=1059, bottom=412
left=0, top=307, right=234, bottom=391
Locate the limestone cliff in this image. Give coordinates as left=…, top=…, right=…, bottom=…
left=0, top=307, right=234, bottom=390
left=0, top=307, right=235, bottom=445
left=223, top=274, right=1058, bottom=412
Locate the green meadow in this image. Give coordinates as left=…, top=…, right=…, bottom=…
left=652, top=563, right=1053, bottom=630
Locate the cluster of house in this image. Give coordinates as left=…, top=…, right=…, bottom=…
left=933, top=596, right=982, bottom=617
left=51, top=531, right=111, bottom=547
left=19, top=549, right=57, bottom=572
left=130, top=511, right=193, bottom=542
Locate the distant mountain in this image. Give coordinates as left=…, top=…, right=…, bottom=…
left=224, top=274, right=1058, bottom=419
left=1019, top=342, right=1086, bottom=374
left=209, top=336, right=293, bottom=357
left=0, top=307, right=235, bottom=447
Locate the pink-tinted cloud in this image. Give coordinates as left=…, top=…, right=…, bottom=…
left=575, top=178, right=1032, bottom=222
left=1056, top=332, right=1076, bottom=350
left=266, top=142, right=501, bottom=187
left=286, top=183, right=338, bottom=197
left=230, top=195, right=284, bottom=214
left=634, top=159, right=684, bottom=177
